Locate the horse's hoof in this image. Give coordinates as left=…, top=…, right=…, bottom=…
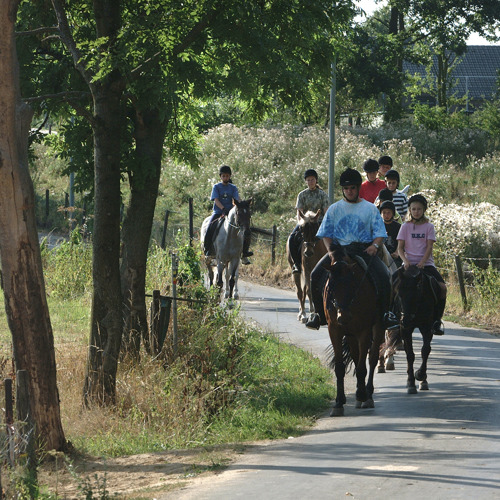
left=362, top=398, right=374, bottom=409
left=385, top=361, right=395, bottom=370
left=407, top=386, right=418, bottom=394
left=414, top=369, right=425, bottom=381
left=419, top=381, right=429, bottom=391
left=377, top=365, right=386, bottom=373
left=355, top=400, right=363, bottom=409
left=233, top=293, right=239, bottom=300
left=330, top=407, right=344, bottom=417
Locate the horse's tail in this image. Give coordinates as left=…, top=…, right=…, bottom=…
left=379, top=327, right=403, bottom=358
left=325, top=337, right=354, bottom=374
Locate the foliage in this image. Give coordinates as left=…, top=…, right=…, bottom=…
left=40, top=228, right=92, bottom=299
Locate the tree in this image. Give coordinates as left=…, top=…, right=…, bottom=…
left=0, top=0, right=66, bottom=451
left=19, top=0, right=352, bottom=404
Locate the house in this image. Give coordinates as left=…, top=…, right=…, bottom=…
left=403, top=45, right=500, bottom=110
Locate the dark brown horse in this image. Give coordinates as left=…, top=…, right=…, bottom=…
left=286, top=210, right=327, bottom=322
left=324, top=254, right=385, bottom=416
left=393, top=265, right=440, bottom=393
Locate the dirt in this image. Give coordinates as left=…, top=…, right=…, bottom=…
left=37, top=446, right=244, bottom=499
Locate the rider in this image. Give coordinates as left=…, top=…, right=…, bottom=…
left=287, top=169, right=329, bottom=274
left=397, top=194, right=447, bottom=335
left=305, top=167, right=399, bottom=331
left=204, top=165, right=253, bottom=265
left=359, top=158, right=386, bottom=203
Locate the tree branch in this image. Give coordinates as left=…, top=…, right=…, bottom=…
left=50, top=0, right=93, bottom=86
left=16, top=26, right=59, bottom=37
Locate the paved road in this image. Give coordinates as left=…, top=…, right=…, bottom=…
left=174, top=280, right=500, bottom=500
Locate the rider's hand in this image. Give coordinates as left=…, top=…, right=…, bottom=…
left=365, top=244, right=378, bottom=256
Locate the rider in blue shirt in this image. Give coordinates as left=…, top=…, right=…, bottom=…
left=306, top=167, right=398, bottom=330
left=204, top=165, right=253, bottom=264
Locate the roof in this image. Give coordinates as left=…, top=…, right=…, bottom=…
left=403, top=45, right=500, bottom=100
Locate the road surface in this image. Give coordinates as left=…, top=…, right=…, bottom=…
left=171, top=280, right=500, bottom=500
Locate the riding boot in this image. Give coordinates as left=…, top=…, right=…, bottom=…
left=305, top=254, right=330, bottom=330
left=204, top=216, right=218, bottom=256
left=431, top=298, right=446, bottom=335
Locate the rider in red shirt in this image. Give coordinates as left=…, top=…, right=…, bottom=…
left=359, top=158, right=386, bottom=203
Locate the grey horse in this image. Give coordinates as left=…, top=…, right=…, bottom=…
left=200, top=199, right=252, bottom=300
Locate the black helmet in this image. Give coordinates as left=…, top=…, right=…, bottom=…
left=408, top=194, right=428, bottom=210
left=378, top=188, right=393, bottom=202
left=363, top=158, right=379, bottom=172
left=379, top=200, right=396, bottom=215
left=304, top=168, right=318, bottom=180
left=378, top=155, right=393, bottom=167
left=339, top=168, right=362, bottom=186
left=385, top=169, right=400, bottom=186
left=219, top=165, right=232, bottom=176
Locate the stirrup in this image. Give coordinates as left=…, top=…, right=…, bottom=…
left=241, top=256, right=251, bottom=265
left=291, top=264, right=301, bottom=274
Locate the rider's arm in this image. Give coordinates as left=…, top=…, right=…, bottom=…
left=214, top=198, right=225, bottom=211
left=366, top=237, right=384, bottom=256
left=398, top=239, right=410, bottom=269
left=323, top=237, right=334, bottom=262
left=417, top=240, right=434, bottom=268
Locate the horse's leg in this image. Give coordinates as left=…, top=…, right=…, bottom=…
left=294, top=274, right=306, bottom=322
left=216, top=261, right=224, bottom=294
left=224, top=262, right=231, bottom=299
left=403, top=327, right=417, bottom=394
left=366, top=324, right=384, bottom=407
left=329, top=329, right=346, bottom=417
left=415, top=327, right=432, bottom=390
left=354, top=335, right=370, bottom=408
left=227, top=257, right=239, bottom=300
left=232, top=260, right=240, bottom=300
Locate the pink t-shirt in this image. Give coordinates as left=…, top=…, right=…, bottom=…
left=359, top=179, right=386, bottom=203
left=397, top=221, right=436, bottom=266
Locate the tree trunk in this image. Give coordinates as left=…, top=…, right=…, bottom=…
left=0, top=0, right=66, bottom=451
left=121, top=108, right=167, bottom=357
left=83, top=1, right=125, bottom=405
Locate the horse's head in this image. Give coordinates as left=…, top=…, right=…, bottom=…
left=298, top=209, right=321, bottom=258
left=396, top=265, right=424, bottom=329
left=233, top=198, right=252, bottom=237
left=327, top=259, right=356, bottom=326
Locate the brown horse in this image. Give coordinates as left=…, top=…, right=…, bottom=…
left=324, top=254, right=385, bottom=416
left=286, top=210, right=327, bottom=323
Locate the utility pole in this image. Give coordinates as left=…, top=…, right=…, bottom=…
left=328, top=56, right=336, bottom=203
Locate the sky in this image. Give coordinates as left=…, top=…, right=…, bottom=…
left=354, top=0, right=500, bottom=45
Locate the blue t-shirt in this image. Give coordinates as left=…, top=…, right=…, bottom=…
left=317, top=199, right=387, bottom=245
left=211, top=182, right=239, bottom=214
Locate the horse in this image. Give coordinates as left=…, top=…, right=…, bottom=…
left=286, top=210, right=327, bottom=323
left=392, top=265, right=441, bottom=393
left=324, top=252, right=385, bottom=416
left=200, top=199, right=252, bottom=300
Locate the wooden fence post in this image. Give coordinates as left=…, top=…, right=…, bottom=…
left=271, top=225, right=277, bottom=266
left=4, top=378, right=14, bottom=466
left=16, top=370, right=37, bottom=475
left=161, top=210, right=170, bottom=250
left=151, top=290, right=160, bottom=354
left=45, top=189, right=49, bottom=227
left=454, top=255, right=468, bottom=310
left=189, top=197, right=194, bottom=246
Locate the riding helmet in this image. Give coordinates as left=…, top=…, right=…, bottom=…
left=339, top=168, right=362, bottom=186
left=379, top=200, right=396, bottom=215
left=384, top=169, right=400, bottom=187
left=219, top=165, right=232, bottom=176
left=362, top=158, right=379, bottom=172
left=304, top=168, right=318, bottom=180
left=408, top=194, right=428, bottom=210
left=378, top=155, right=393, bottom=167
